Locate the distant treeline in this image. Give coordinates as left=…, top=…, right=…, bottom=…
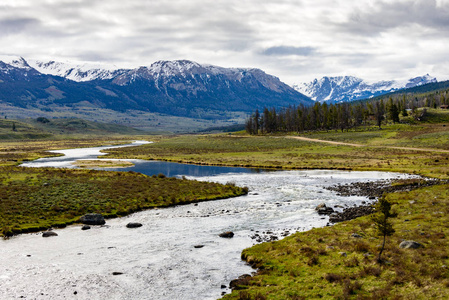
left=245, top=87, right=449, bottom=134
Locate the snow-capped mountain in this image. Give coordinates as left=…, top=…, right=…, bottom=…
left=27, top=60, right=125, bottom=82
left=112, top=60, right=290, bottom=94
left=0, top=55, right=33, bottom=70
left=0, top=55, right=124, bottom=82
left=11, top=56, right=302, bottom=95
left=0, top=56, right=312, bottom=120
left=294, top=75, right=437, bottom=103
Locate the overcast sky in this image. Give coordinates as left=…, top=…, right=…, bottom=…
left=1, top=0, right=449, bottom=84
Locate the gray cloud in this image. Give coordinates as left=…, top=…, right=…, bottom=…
left=0, top=17, right=40, bottom=36
left=0, top=0, right=448, bottom=84
left=262, top=46, right=316, bottom=56
left=339, top=0, right=449, bottom=36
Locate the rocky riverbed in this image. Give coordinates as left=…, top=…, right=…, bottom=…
left=325, top=177, right=445, bottom=198
left=11, top=142, right=422, bottom=299
left=2, top=170, right=414, bottom=300
left=323, top=178, right=446, bottom=223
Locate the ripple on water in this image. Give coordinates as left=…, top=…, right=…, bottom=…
left=7, top=144, right=415, bottom=299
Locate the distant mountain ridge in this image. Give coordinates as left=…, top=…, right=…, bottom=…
left=0, top=56, right=313, bottom=123
left=30, top=60, right=124, bottom=82
left=293, top=75, right=437, bottom=103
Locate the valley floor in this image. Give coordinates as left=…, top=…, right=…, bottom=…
left=0, top=138, right=247, bottom=237
left=1, top=118, right=449, bottom=299
left=104, top=122, right=449, bottom=299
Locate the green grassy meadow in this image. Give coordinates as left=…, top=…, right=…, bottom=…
left=0, top=134, right=247, bottom=237
left=1, top=109, right=449, bottom=298
left=0, top=166, right=247, bottom=237
left=103, top=109, right=449, bottom=299
left=221, top=183, right=449, bottom=299
left=105, top=123, right=449, bottom=180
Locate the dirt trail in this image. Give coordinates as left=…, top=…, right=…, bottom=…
left=289, top=136, right=449, bottom=153
left=289, top=136, right=364, bottom=147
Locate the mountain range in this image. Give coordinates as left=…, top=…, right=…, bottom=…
left=0, top=55, right=441, bottom=132
left=0, top=56, right=312, bottom=124
left=293, top=75, right=437, bottom=103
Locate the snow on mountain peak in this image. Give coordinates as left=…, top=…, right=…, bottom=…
left=27, top=59, right=122, bottom=82
left=0, top=55, right=266, bottom=85
left=294, top=74, right=437, bottom=103
left=147, top=60, right=205, bottom=78
left=0, top=55, right=32, bottom=69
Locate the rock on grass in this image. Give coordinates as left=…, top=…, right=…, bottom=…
left=399, top=240, right=423, bottom=249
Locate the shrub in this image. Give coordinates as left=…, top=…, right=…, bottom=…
left=36, top=117, right=50, bottom=123
left=238, top=291, right=251, bottom=300
left=307, top=255, right=319, bottom=266
left=344, top=256, right=359, bottom=268
left=359, top=266, right=382, bottom=277
left=342, top=279, right=362, bottom=297
left=325, top=273, right=343, bottom=283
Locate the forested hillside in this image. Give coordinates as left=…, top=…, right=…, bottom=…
left=245, top=81, right=449, bottom=134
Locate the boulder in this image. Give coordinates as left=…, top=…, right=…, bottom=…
left=399, top=240, right=423, bottom=249
left=328, top=205, right=374, bottom=223
left=126, top=222, right=143, bottom=228
left=316, top=204, right=335, bottom=215
left=219, top=231, right=234, bottom=238
left=315, top=203, right=327, bottom=210
left=79, top=213, right=105, bottom=225
left=42, top=231, right=58, bottom=237
left=81, top=225, right=91, bottom=230
left=229, top=274, right=251, bottom=290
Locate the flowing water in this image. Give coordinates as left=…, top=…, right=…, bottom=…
left=1, top=143, right=413, bottom=299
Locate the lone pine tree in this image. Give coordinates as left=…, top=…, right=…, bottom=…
left=372, top=196, right=397, bottom=263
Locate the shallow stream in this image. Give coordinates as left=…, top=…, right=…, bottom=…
left=1, top=142, right=412, bottom=299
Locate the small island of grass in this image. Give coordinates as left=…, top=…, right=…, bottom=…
left=73, top=159, right=135, bottom=168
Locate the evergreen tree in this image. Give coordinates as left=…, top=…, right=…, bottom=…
left=401, top=108, right=408, bottom=117
left=387, top=98, right=400, bottom=124
left=375, top=100, right=385, bottom=129
left=372, top=197, right=397, bottom=263
left=254, top=109, right=260, bottom=134
left=263, top=107, right=270, bottom=133
left=245, top=116, right=254, bottom=135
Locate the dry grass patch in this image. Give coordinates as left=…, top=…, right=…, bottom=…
left=73, top=159, right=135, bottom=168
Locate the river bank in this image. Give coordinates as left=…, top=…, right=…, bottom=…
left=324, top=178, right=447, bottom=223
left=104, top=131, right=449, bottom=179
left=0, top=141, right=416, bottom=299
left=100, top=131, right=449, bottom=298
left=3, top=128, right=449, bottom=299
left=1, top=166, right=409, bottom=299
left=0, top=165, right=247, bottom=237
left=223, top=181, right=449, bottom=299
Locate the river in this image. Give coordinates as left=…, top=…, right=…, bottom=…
left=1, top=142, right=413, bottom=299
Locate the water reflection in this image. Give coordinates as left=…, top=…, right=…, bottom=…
left=102, top=160, right=268, bottom=178
left=21, top=140, right=270, bottom=178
